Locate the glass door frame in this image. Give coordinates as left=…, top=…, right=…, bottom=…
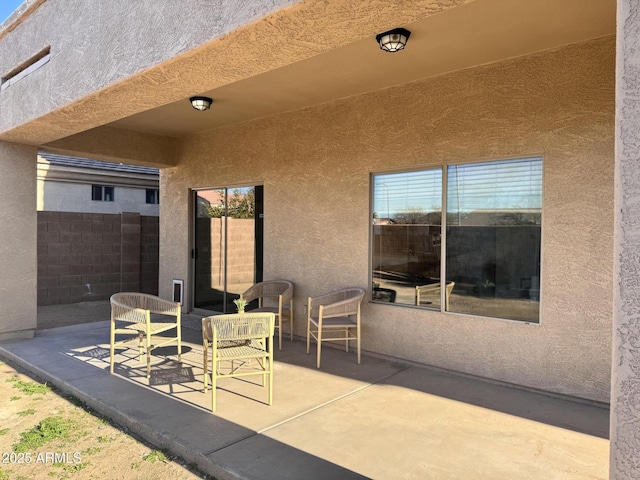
left=190, top=184, right=264, bottom=314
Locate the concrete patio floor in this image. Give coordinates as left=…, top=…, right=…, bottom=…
left=0, top=302, right=610, bottom=479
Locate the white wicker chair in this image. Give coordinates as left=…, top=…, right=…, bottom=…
left=415, top=281, right=455, bottom=310
left=306, top=288, right=365, bottom=368
left=202, top=312, right=275, bottom=412
left=110, top=292, right=181, bottom=378
left=241, top=280, right=293, bottom=350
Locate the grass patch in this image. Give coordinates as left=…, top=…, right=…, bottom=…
left=143, top=450, right=167, bottom=463
left=83, top=447, right=102, bottom=455
left=9, top=396, right=20, bottom=401
left=10, top=379, right=50, bottom=396
left=16, top=409, right=36, bottom=417
left=97, top=435, right=115, bottom=443
left=0, top=469, right=11, bottom=480
left=13, top=416, right=75, bottom=452
left=53, top=461, right=91, bottom=473
left=0, top=428, right=9, bottom=436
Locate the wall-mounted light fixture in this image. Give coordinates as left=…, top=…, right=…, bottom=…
left=376, top=28, right=411, bottom=52
left=190, top=96, right=213, bottom=111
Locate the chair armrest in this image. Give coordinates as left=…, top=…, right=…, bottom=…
left=241, top=284, right=262, bottom=303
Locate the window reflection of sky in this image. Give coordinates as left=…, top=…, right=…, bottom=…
left=448, top=158, right=542, bottom=213
left=373, top=157, right=542, bottom=219
left=374, top=169, right=442, bottom=219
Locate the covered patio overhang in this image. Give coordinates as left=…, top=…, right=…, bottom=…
left=0, top=0, right=615, bottom=156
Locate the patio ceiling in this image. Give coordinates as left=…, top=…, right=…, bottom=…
left=108, top=0, right=615, bottom=138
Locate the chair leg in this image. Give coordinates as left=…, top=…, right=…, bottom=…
left=203, top=340, right=209, bottom=392
left=177, top=324, right=182, bottom=362
left=145, top=333, right=152, bottom=379
left=268, top=335, right=273, bottom=405
left=306, top=318, right=311, bottom=355
left=289, top=301, right=294, bottom=342
left=357, top=325, right=361, bottom=365
left=138, top=332, right=144, bottom=362
left=211, top=358, right=217, bottom=413
left=345, top=327, right=349, bottom=352
left=316, top=327, right=322, bottom=368
left=268, top=357, right=273, bottom=406
left=278, top=313, right=283, bottom=351
left=109, top=320, right=115, bottom=374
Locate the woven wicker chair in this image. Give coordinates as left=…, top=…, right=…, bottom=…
left=415, top=281, right=455, bottom=310
left=202, top=312, right=275, bottom=412
left=306, top=288, right=365, bottom=368
left=109, top=292, right=182, bottom=378
left=241, top=280, right=293, bottom=350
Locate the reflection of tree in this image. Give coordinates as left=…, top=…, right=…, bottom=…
left=203, top=188, right=255, bottom=219
left=498, top=211, right=541, bottom=225
left=393, top=208, right=441, bottom=225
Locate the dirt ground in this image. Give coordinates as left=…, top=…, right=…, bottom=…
left=0, top=358, right=212, bottom=480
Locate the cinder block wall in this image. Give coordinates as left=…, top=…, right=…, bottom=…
left=37, top=212, right=159, bottom=305
left=140, top=216, right=159, bottom=295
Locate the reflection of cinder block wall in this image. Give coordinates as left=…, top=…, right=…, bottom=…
left=374, top=225, right=440, bottom=276
left=37, top=212, right=159, bottom=305
left=195, top=217, right=256, bottom=294
left=226, top=218, right=256, bottom=286
left=446, top=226, right=541, bottom=290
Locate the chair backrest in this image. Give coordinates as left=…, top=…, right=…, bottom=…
left=111, top=292, right=180, bottom=323
left=311, top=288, right=365, bottom=319
left=111, top=292, right=148, bottom=323
left=112, top=292, right=143, bottom=309
left=415, top=282, right=455, bottom=306
left=242, top=280, right=293, bottom=303
left=203, top=312, right=275, bottom=342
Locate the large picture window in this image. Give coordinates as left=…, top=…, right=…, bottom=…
left=371, top=157, right=542, bottom=323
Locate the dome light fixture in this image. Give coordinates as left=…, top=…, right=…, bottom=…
left=376, top=28, right=411, bottom=52
left=190, top=96, right=213, bottom=111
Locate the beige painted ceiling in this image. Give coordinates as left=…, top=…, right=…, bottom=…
left=109, top=0, right=616, bottom=138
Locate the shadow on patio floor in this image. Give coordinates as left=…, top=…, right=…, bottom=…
left=5, top=302, right=610, bottom=479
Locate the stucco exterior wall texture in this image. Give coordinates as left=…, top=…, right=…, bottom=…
left=0, top=141, right=37, bottom=340
left=0, top=0, right=472, bottom=147
left=0, top=0, right=299, bottom=142
left=612, top=0, right=640, bottom=477
left=38, top=181, right=159, bottom=216
left=161, top=37, right=614, bottom=402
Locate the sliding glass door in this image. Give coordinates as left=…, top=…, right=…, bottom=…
left=193, top=186, right=263, bottom=313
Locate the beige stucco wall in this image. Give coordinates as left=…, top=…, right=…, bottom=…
left=160, top=36, right=614, bottom=402
left=0, top=141, right=37, bottom=340
left=0, top=0, right=299, bottom=141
